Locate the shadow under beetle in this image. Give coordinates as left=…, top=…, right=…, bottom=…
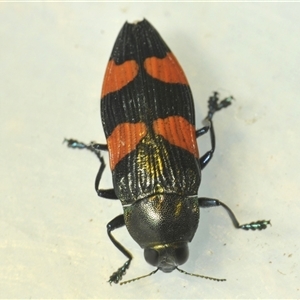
left=65, top=19, right=270, bottom=285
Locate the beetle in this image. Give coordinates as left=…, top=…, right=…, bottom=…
left=65, top=19, right=270, bottom=285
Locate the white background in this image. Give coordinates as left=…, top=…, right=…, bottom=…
left=1, top=2, right=299, bottom=298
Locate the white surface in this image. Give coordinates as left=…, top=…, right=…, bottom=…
left=1, top=2, right=299, bottom=299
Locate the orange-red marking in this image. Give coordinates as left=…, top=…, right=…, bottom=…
left=144, top=52, right=188, bottom=84
left=153, top=116, right=199, bottom=158
left=107, top=122, right=147, bottom=170
left=101, top=60, right=139, bottom=98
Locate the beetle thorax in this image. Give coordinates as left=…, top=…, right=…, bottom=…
left=123, top=194, right=199, bottom=249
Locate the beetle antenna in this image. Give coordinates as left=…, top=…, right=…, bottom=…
left=120, top=268, right=159, bottom=285
left=176, top=267, right=226, bottom=282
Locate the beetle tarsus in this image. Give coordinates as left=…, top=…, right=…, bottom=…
left=240, top=220, right=271, bottom=231
left=63, top=138, right=89, bottom=149
left=108, top=260, right=131, bottom=285
left=64, top=138, right=101, bottom=154
left=207, top=92, right=234, bottom=120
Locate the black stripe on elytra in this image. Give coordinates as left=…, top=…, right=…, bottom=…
left=101, top=70, right=195, bottom=139
left=109, top=19, right=170, bottom=65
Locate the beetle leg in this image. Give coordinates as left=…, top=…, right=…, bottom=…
left=198, top=118, right=215, bottom=170
left=198, top=197, right=271, bottom=230
left=94, top=155, right=118, bottom=199
left=107, top=215, right=133, bottom=284
left=197, top=92, right=233, bottom=170
left=64, top=138, right=118, bottom=199
left=195, top=125, right=210, bottom=137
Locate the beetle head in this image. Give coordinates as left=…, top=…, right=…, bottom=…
left=144, top=242, right=189, bottom=272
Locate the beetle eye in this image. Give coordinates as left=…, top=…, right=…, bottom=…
left=144, top=248, right=159, bottom=266
left=175, top=245, right=189, bottom=265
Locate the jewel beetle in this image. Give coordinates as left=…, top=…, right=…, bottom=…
left=65, top=19, right=270, bottom=285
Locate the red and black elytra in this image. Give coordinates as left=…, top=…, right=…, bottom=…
left=65, top=19, right=270, bottom=285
